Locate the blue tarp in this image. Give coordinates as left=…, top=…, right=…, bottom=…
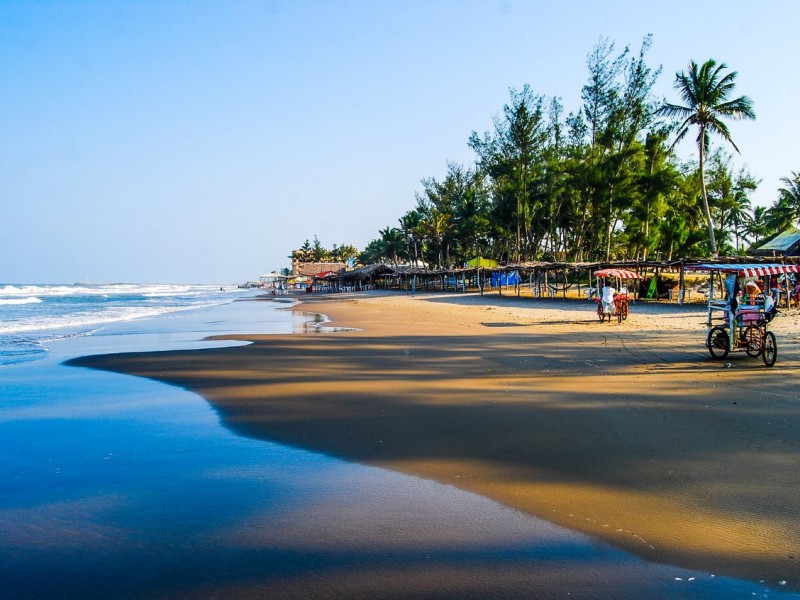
left=491, top=271, right=518, bottom=286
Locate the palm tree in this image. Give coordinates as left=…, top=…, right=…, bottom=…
left=399, top=210, right=423, bottom=266
left=727, top=169, right=757, bottom=253
left=360, top=239, right=386, bottom=265
left=726, top=193, right=752, bottom=254
left=658, top=59, right=755, bottom=256
left=766, top=197, right=798, bottom=233
left=378, top=227, right=405, bottom=266
left=419, top=209, right=452, bottom=268
left=748, top=205, right=770, bottom=245
left=778, top=171, right=800, bottom=219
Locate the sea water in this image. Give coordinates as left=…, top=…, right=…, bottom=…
left=0, top=283, right=265, bottom=366
left=0, top=289, right=797, bottom=599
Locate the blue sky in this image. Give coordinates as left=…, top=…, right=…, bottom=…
left=2, top=0, right=798, bottom=283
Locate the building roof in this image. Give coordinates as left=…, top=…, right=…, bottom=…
left=751, top=228, right=800, bottom=255
left=297, top=262, right=346, bottom=277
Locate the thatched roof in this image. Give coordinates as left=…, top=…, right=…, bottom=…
left=323, top=263, right=395, bottom=281
left=298, top=262, right=346, bottom=277
left=314, top=257, right=800, bottom=284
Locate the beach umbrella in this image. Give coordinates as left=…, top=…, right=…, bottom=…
left=593, top=268, right=642, bottom=279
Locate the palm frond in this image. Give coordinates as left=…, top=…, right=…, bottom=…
left=705, top=117, right=738, bottom=151
left=716, top=96, right=756, bottom=120
left=657, top=102, right=693, bottom=119
left=669, top=121, right=691, bottom=149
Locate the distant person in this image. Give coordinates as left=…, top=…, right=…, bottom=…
left=601, top=280, right=616, bottom=315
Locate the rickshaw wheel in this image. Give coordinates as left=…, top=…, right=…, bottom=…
left=762, top=331, right=777, bottom=367
left=597, top=303, right=604, bottom=322
left=620, top=302, right=629, bottom=321
left=744, top=324, right=762, bottom=357
left=707, top=326, right=729, bottom=359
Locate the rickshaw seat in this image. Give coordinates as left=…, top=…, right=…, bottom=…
left=735, top=309, right=762, bottom=325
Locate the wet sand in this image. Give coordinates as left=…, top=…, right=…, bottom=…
left=70, top=291, right=800, bottom=591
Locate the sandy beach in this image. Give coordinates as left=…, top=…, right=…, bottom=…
left=71, top=291, right=800, bottom=591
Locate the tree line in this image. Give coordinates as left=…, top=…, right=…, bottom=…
left=291, top=236, right=360, bottom=265
left=303, top=36, right=800, bottom=270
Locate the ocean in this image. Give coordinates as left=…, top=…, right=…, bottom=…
left=0, top=283, right=265, bottom=366
left=0, top=286, right=796, bottom=599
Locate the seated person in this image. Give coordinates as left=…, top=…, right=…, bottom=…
left=725, top=273, right=741, bottom=313
left=744, top=280, right=761, bottom=304
left=601, top=280, right=616, bottom=314
left=769, top=275, right=781, bottom=302
left=764, top=294, right=778, bottom=321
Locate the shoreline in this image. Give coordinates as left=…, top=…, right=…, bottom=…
left=70, top=291, right=800, bottom=591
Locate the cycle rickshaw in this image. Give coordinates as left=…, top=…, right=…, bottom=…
left=684, top=263, right=800, bottom=367
left=593, top=268, right=642, bottom=323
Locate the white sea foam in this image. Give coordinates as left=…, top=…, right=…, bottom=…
left=0, top=297, right=42, bottom=305
left=0, top=283, right=255, bottom=366
left=0, top=283, right=227, bottom=298
left=0, top=302, right=221, bottom=335
left=143, top=289, right=194, bottom=298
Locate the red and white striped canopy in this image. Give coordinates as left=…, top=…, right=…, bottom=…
left=685, top=263, right=800, bottom=278
left=594, top=268, right=642, bottom=280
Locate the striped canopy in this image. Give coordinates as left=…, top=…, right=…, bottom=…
left=685, top=263, right=800, bottom=278
left=594, top=268, right=642, bottom=280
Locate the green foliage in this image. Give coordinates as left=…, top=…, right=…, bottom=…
left=350, top=39, right=794, bottom=267
left=359, top=239, right=385, bottom=265
left=658, top=58, right=756, bottom=254
left=311, top=236, right=325, bottom=262
left=293, top=238, right=362, bottom=266
left=776, top=171, right=800, bottom=222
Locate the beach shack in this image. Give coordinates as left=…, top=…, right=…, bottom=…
left=259, top=271, right=289, bottom=294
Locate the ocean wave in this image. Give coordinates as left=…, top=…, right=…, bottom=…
left=0, top=285, right=257, bottom=367
left=0, top=297, right=42, bottom=305
left=0, top=300, right=227, bottom=335
left=143, top=290, right=193, bottom=298
left=0, top=283, right=230, bottom=298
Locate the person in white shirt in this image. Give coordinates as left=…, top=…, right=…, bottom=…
left=601, top=280, right=616, bottom=315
